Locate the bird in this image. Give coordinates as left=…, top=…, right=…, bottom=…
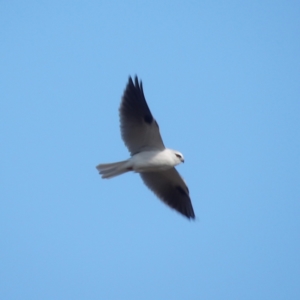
left=96, top=76, right=195, bottom=219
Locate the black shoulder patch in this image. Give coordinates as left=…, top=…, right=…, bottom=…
left=144, top=114, right=153, bottom=124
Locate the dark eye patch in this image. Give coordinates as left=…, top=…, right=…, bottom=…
left=175, top=154, right=182, bottom=159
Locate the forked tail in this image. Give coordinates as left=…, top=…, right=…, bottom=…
left=96, top=160, right=131, bottom=179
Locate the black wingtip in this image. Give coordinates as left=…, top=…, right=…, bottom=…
left=127, top=75, right=143, bottom=90
left=126, top=75, right=146, bottom=107
left=127, top=76, right=135, bottom=88
left=184, top=210, right=196, bottom=220
left=189, top=214, right=196, bottom=220
left=134, top=75, right=139, bottom=85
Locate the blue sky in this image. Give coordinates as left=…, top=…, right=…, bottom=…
left=1, top=1, right=299, bottom=299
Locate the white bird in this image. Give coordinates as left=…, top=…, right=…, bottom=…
left=96, top=76, right=195, bottom=219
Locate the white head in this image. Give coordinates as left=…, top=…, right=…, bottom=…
left=170, top=149, right=185, bottom=165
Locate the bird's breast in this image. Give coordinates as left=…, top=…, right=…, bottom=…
left=130, top=150, right=175, bottom=172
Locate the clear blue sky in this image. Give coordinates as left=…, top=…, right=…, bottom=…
left=1, top=1, right=299, bottom=299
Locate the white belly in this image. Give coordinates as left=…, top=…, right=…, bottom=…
left=130, top=150, right=176, bottom=172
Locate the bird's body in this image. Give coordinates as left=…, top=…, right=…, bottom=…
left=97, top=149, right=184, bottom=178
left=96, top=76, right=195, bottom=219
left=130, top=149, right=184, bottom=172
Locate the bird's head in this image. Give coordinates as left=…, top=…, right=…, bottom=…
left=173, top=151, right=185, bottom=164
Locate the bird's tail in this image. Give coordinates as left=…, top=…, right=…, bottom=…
left=96, top=160, right=131, bottom=179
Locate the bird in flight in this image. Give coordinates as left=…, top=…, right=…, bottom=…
left=96, top=76, right=195, bottom=219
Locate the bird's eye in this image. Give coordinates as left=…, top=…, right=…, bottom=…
left=175, top=154, right=182, bottom=159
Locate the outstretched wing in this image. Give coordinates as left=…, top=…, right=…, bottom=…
left=119, top=76, right=165, bottom=155
left=140, top=168, right=195, bottom=219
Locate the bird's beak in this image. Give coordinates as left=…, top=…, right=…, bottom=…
left=182, top=159, right=185, bottom=163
